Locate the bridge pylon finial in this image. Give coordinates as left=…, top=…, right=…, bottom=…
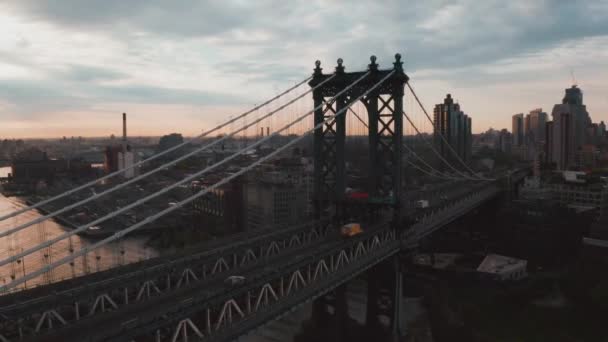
left=368, top=55, right=378, bottom=72
left=393, top=53, right=403, bottom=72
left=335, top=58, right=345, bottom=74
left=314, top=60, right=323, bottom=77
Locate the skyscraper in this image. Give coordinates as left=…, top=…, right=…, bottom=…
left=551, top=85, right=591, bottom=170
left=521, top=108, right=549, bottom=160
left=433, top=94, right=472, bottom=166
left=528, top=108, right=548, bottom=145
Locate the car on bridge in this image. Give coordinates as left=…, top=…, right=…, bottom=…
left=340, top=223, right=363, bottom=238
left=224, top=275, right=246, bottom=286
left=416, top=200, right=429, bottom=208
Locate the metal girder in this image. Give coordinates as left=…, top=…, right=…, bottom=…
left=34, top=310, right=66, bottom=333
left=89, top=293, right=118, bottom=316
left=170, top=319, right=204, bottom=342
left=135, top=281, right=162, bottom=301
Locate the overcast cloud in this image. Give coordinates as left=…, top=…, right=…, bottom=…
left=1, top=0, right=607, bottom=137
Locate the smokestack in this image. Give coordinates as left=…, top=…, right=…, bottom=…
left=122, top=113, right=127, bottom=170
left=266, top=127, right=270, bottom=137
left=122, top=113, right=127, bottom=143
left=260, top=127, right=264, bottom=137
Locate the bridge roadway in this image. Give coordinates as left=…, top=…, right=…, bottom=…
left=0, top=180, right=473, bottom=317
left=18, top=182, right=502, bottom=341
left=0, top=219, right=327, bottom=308
left=0, top=220, right=336, bottom=338
left=28, top=221, right=397, bottom=342
left=0, top=180, right=501, bottom=341
left=0, top=168, right=529, bottom=341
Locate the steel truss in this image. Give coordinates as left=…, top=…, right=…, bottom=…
left=111, top=228, right=400, bottom=342
left=0, top=221, right=329, bottom=340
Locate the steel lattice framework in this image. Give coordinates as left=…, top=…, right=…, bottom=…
left=0, top=221, right=330, bottom=340
left=97, top=227, right=400, bottom=342
left=0, top=177, right=528, bottom=342
left=309, top=55, right=409, bottom=219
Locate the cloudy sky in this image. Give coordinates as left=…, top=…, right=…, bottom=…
left=1, top=0, right=607, bottom=138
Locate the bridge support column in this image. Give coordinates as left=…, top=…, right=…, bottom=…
left=391, top=255, right=403, bottom=342
left=365, top=256, right=404, bottom=341
left=312, top=60, right=347, bottom=221
left=310, top=284, right=349, bottom=341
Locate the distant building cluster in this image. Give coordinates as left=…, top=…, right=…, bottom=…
left=0, top=139, right=26, bottom=162
left=8, top=147, right=93, bottom=189
left=506, top=85, right=607, bottom=170
left=511, top=108, right=548, bottom=161
left=433, top=94, right=472, bottom=167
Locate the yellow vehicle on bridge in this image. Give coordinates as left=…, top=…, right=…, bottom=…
left=340, top=223, right=363, bottom=237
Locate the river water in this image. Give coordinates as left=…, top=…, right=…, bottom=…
left=0, top=167, right=156, bottom=293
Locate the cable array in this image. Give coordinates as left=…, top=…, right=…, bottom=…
left=0, top=75, right=336, bottom=269
left=1, top=68, right=393, bottom=291
left=0, top=76, right=326, bottom=242
left=0, top=77, right=312, bottom=224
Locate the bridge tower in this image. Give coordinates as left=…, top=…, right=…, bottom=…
left=308, top=55, right=408, bottom=341
left=309, top=55, right=409, bottom=222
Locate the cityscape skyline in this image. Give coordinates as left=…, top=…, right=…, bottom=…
left=1, top=3, right=608, bottom=340
left=1, top=1, right=608, bottom=138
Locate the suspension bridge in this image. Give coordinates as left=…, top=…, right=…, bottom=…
left=0, top=54, right=528, bottom=342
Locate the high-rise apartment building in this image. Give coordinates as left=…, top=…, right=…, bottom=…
left=433, top=94, right=472, bottom=166
left=519, top=108, right=549, bottom=160
left=528, top=108, right=548, bottom=145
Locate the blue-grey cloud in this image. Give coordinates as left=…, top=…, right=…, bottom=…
left=2, top=0, right=608, bottom=135
left=56, top=64, right=128, bottom=82
left=6, top=1, right=608, bottom=75
left=0, top=78, right=249, bottom=119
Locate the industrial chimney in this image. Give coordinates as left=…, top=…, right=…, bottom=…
left=122, top=113, right=127, bottom=171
